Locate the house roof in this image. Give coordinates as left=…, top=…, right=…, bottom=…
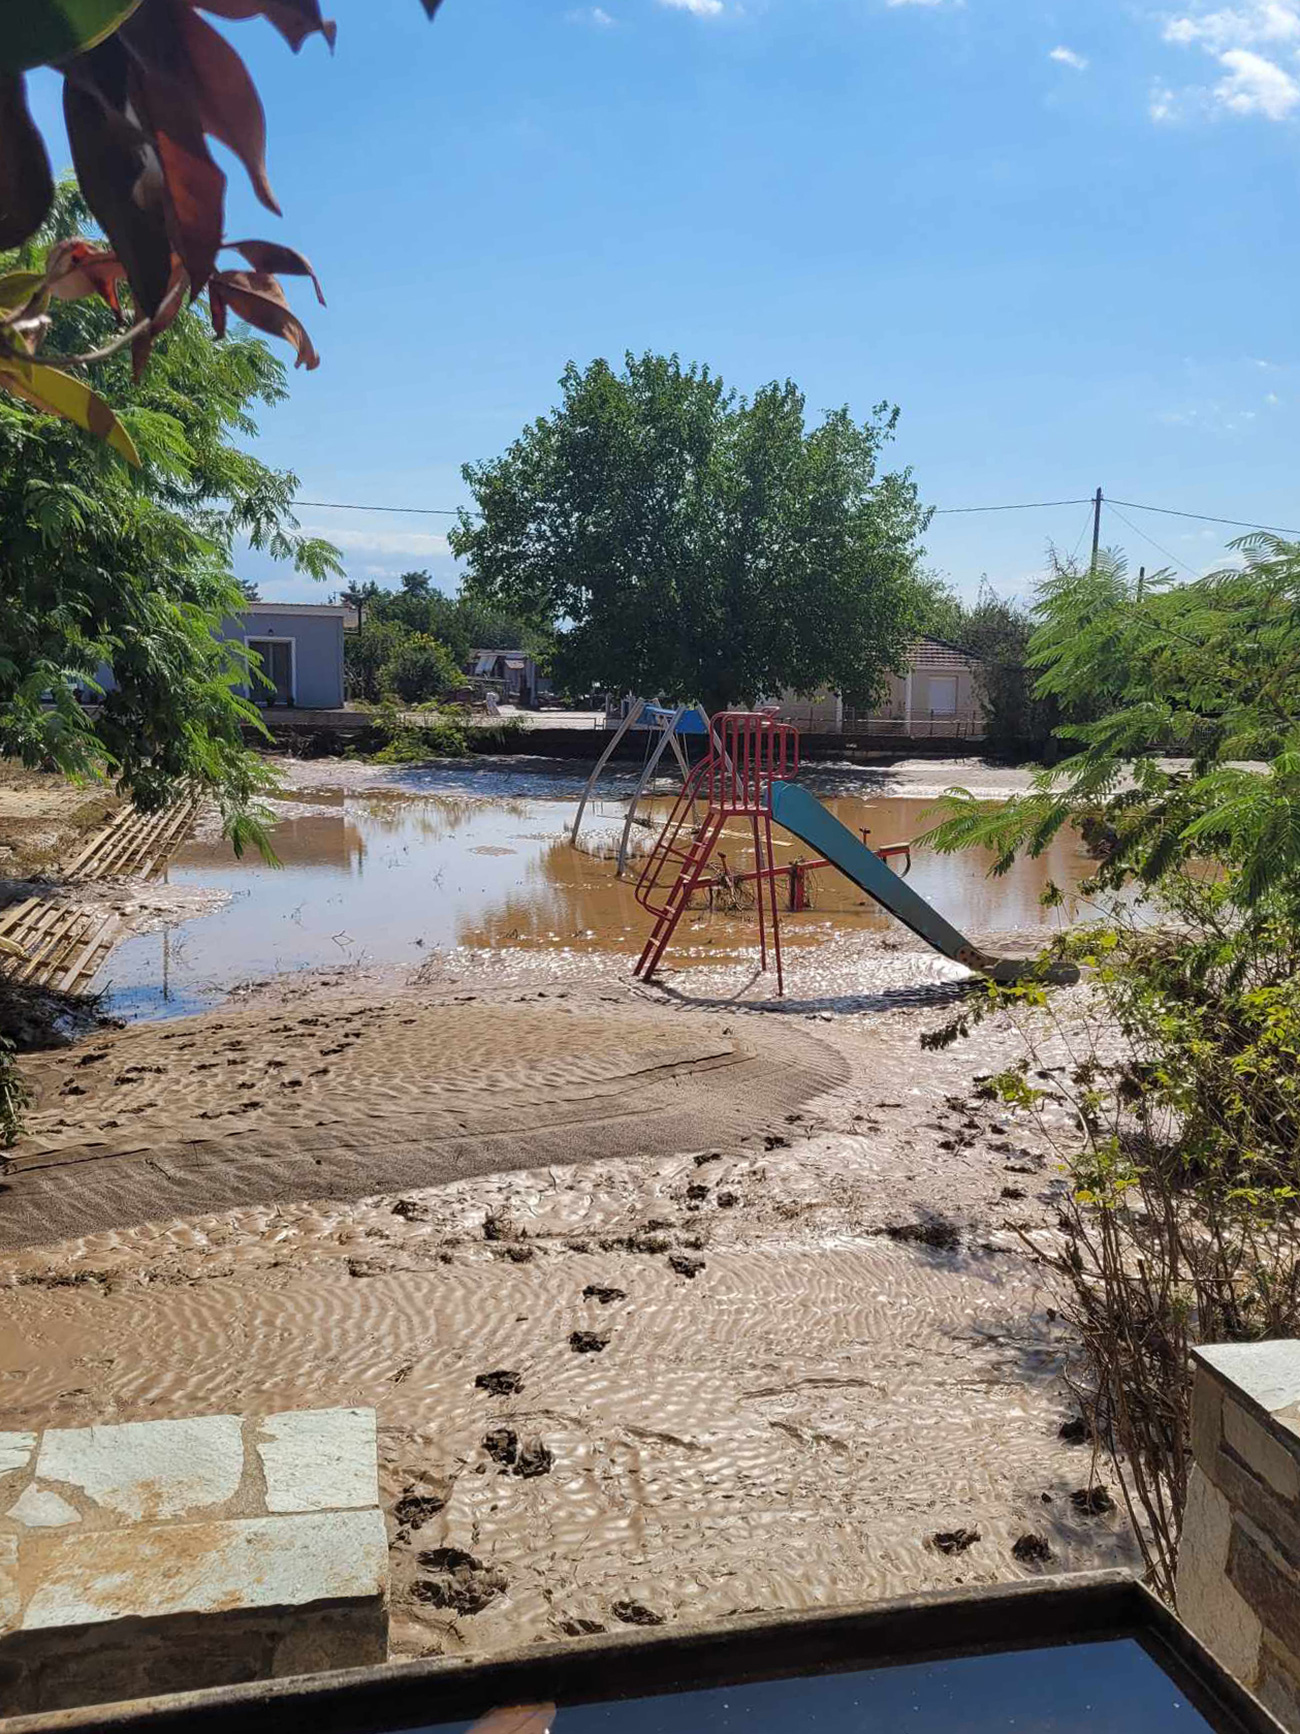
left=910, top=634, right=983, bottom=669
left=243, top=602, right=346, bottom=619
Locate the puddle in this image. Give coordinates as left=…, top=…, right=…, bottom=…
left=94, top=775, right=1095, bottom=1020
left=416, top=1640, right=1213, bottom=1733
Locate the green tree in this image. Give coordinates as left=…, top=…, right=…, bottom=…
left=922, top=540, right=1300, bottom=1593
left=450, top=353, right=930, bottom=714
left=378, top=632, right=461, bottom=705
left=1, top=193, right=340, bottom=848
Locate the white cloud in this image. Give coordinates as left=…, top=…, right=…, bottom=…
left=657, top=0, right=724, bottom=14
left=1214, top=44, right=1300, bottom=111
left=567, top=5, right=614, bottom=22
left=304, top=526, right=453, bottom=560
left=1050, top=45, right=1089, bottom=70
left=1158, top=2, right=1300, bottom=120
left=1164, top=2, right=1300, bottom=50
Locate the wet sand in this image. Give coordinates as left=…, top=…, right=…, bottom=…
left=0, top=945, right=1139, bottom=1661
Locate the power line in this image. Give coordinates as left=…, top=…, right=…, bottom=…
left=1105, top=500, right=1199, bottom=578
left=1108, top=497, right=1300, bottom=539
left=288, top=490, right=1300, bottom=538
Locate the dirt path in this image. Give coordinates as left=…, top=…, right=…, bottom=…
left=0, top=962, right=1138, bottom=1661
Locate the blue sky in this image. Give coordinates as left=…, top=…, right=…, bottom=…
left=27, top=0, right=1300, bottom=602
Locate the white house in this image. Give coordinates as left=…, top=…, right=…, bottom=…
left=773, top=637, right=988, bottom=738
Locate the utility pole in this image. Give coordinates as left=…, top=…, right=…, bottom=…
left=1089, top=487, right=1103, bottom=573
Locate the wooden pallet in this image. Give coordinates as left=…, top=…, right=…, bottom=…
left=0, top=794, right=203, bottom=996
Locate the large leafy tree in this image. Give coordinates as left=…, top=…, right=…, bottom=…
left=1, top=192, right=340, bottom=847
left=450, top=353, right=931, bottom=714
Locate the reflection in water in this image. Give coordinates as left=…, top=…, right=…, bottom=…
left=419, top=1640, right=1211, bottom=1734
left=97, top=781, right=1096, bottom=1020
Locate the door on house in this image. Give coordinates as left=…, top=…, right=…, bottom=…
left=247, top=637, right=293, bottom=706
left=927, top=674, right=958, bottom=717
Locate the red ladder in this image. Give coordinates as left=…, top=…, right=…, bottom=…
left=633, top=712, right=799, bottom=993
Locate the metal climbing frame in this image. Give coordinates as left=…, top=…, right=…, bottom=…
left=634, top=712, right=800, bottom=994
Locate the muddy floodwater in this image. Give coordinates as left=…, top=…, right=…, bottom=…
left=95, top=771, right=1094, bottom=1019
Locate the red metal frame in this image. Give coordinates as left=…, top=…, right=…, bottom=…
left=633, top=712, right=917, bottom=993
left=634, top=713, right=800, bottom=993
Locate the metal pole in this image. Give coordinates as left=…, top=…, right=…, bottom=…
left=1090, top=487, right=1103, bottom=573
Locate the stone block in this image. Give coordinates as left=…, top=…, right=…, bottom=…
left=1191, top=1373, right=1223, bottom=1475
left=1206, top=1435, right=1300, bottom=1571
left=1177, top=1467, right=1263, bottom=1686
left=1196, top=1342, right=1300, bottom=1420
left=1228, top=1514, right=1300, bottom=1659
left=1257, top=1636, right=1300, bottom=1733
left=21, top=1507, right=388, bottom=1630
left=0, top=1534, right=17, bottom=1636
left=0, top=1435, right=35, bottom=1478
left=1223, top=1396, right=1300, bottom=1504
left=6, top=1488, right=79, bottom=1530
left=257, top=1408, right=378, bottom=1514
left=35, top=1415, right=244, bottom=1523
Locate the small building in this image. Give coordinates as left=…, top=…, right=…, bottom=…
left=93, top=602, right=347, bottom=711
left=467, top=649, right=539, bottom=708
left=232, top=603, right=346, bottom=709
left=774, top=637, right=987, bottom=739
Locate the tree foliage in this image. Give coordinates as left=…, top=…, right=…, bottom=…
left=1, top=193, right=340, bottom=848
left=340, top=574, right=547, bottom=704
left=450, top=353, right=931, bottom=713
left=0, top=1, right=445, bottom=450
left=920, top=540, right=1300, bottom=1594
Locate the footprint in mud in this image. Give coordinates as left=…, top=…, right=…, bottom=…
left=484, top=1427, right=518, bottom=1467
left=393, top=1477, right=450, bottom=1534
left=1012, top=1533, right=1053, bottom=1564
left=931, top=1528, right=980, bottom=1555
left=1070, top=1486, right=1115, bottom=1516
left=413, top=1551, right=507, bottom=1616
left=611, top=1601, right=665, bottom=1627
left=560, top=1618, right=606, bottom=1638
left=570, top=1331, right=609, bottom=1354
left=475, top=1369, right=524, bottom=1396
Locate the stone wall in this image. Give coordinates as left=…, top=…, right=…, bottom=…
left=1177, top=1341, right=1300, bottom=1730
left=0, top=1408, right=387, bottom=1717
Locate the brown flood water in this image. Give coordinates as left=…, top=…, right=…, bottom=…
left=95, top=779, right=1093, bottom=1019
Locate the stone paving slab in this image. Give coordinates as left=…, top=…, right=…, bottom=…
left=0, top=1407, right=388, bottom=1717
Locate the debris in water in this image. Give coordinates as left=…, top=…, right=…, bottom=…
left=669, top=1254, right=705, bottom=1279
left=415, top=1548, right=508, bottom=1615
left=561, top=1618, right=605, bottom=1637
left=716, top=1191, right=740, bottom=1209
left=392, top=1198, right=430, bottom=1221
left=583, top=1285, right=626, bottom=1304
left=1058, top=1417, right=1090, bottom=1445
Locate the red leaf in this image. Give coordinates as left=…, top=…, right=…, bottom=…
left=0, top=74, right=54, bottom=251
left=175, top=5, right=279, bottom=215
left=209, top=268, right=319, bottom=369
left=45, top=240, right=128, bottom=317
left=196, top=0, right=337, bottom=53
left=63, top=46, right=176, bottom=321
left=224, top=238, right=324, bottom=304
left=119, top=0, right=226, bottom=295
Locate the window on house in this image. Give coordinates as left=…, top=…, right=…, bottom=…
left=927, top=674, right=958, bottom=716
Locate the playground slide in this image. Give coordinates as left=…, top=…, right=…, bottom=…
left=768, top=780, right=1049, bottom=985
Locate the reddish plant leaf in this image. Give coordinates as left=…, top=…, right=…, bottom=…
left=197, top=0, right=337, bottom=53
left=45, top=240, right=128, bottom=316
left=63, top=47, right=175, bottom=320
left=175, top=5, right=279, bottom=214
left=224, top=238, right=324, bottom=304
left=209, top=268, right=319, bottom=369
left=119, top=0, right=226, bottom=295
left=0, top=74, right=54, bottom=250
